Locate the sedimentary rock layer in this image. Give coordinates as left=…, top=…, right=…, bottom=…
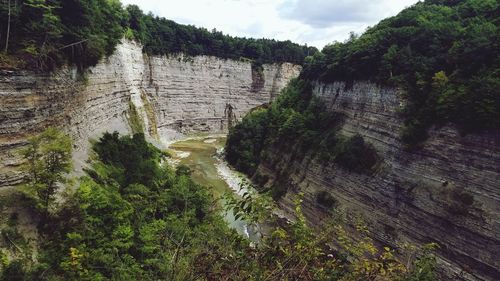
left=0, top=40, right=301, bottom=187
left=256, top=81, right=500, bottom=281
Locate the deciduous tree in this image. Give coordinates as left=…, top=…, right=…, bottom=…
left=22, top=127, right=72, bottom=216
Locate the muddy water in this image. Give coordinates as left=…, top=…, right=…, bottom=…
left=168, top=136, right=260, bottom=242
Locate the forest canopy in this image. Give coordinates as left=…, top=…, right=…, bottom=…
left=0, top=0, right=315, bottom=70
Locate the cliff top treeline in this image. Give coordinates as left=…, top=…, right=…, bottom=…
left=301, top=0, right=499, bottom=143
left=0, top=0, right=316, bottom=70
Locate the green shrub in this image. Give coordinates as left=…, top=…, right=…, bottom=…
left=334, top=135, right=379, bottom=173
left=225, top=108, right=270, bottom=175
left=444, top=187, right=475, bottom=216
left=0, top=260, right=26, bottom=281
left=316, top=191, right=337, bottom=209
left=92, top=132, right=162, bottom=187
left=21, top=127, right=72, bottom=217
left=270, top=184, right=288, bottom=200
left=253, top=172, right=269, bottom=187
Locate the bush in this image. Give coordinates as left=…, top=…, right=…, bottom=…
left=316, top=191, right=337, bottom=209
left=225, top=108, right=270, bottom=175
left=0, top=260, right=26, bottom=281
left=270, top=184, right=288, bottom=200
left=253, top=172, right=269, bottom=186
left=444, top=187, right=475, bottom=216
left=92, top=132, right=162, bottom=187
left=21, top=127, right=72, bottom=217
left=334, top=135, right=379, bottom=173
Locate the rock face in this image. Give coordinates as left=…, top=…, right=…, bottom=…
left=0, top=40, right=301, bottom=188
left=256, top=81, right=500, bottom=281
left=144, top=53, right=301, bottom=141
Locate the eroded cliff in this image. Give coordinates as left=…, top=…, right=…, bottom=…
left=255, top=82, right=500, bottom=280
left=0, top=40, right=301, bottom=188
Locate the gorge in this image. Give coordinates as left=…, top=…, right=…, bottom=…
left=0, top=40, right=301, bottom=187
left=0, top=0, right=499, bottom=280
left=243, top=81, right=500, bottom=280
left=2, top=41, right=498, bottom=280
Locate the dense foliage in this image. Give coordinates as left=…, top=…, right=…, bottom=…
left=0, top=0, right=314, bottom=70
left=21, top=127, right=72, bottom=217
left=124, top=4, right=316, bottom=64
left=31, top=132, right=241, bottom=280
left=226, top=79, right=379, bottom=198
left=316, top=191, right=337, bottom=209
left=0, top=0, right=125, bottom=70
left=1, top=129, right=436, bottom=280
left=301, top=0, right=499, bottom=144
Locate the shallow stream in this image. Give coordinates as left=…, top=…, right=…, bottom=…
left=167, top=135, right=261, bottom=242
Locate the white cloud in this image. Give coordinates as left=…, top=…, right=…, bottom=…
left=120, top=0, right=420, bottom=49
left=279, top=0, right=419, bottom=27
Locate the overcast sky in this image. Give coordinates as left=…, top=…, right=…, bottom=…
left=120, top=0, right=420, bottom=49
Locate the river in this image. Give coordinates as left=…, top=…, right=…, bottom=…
left=167, top=135, right=261, bottom=242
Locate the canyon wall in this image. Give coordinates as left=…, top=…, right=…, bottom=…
left=0, top=40, right=301, bottom=188
left=144, top=54, right=300, bottom=140
left=256, top=82, right=500, bottom=281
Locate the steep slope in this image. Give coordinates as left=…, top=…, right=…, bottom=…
left=252, top=81, right=499, bottom=280
left=0, top=40, right=301, bottom=188
left=225, top=1, right=499, bottom=279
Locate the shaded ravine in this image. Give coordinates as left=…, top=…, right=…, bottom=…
left=167, top=135, right=261, bottom=242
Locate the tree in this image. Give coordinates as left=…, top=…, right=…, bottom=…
left=299, top=0, right=499, bottom=143
left=1, top=0, right=20, bottom=54
left=4, top=0, right=10, bottom=53
left=22, top=127, right=72, bottom=216
left=225, top=191, right=437, bottom=280
left=22, top=0, right=64, bottom=69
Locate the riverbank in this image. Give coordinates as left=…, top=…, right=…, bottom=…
left=167, top=135, right=261, bottom=241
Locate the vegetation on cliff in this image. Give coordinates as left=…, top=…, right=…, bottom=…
left=226, top=0, right=498, bottom=196
left=301, top=0, right=499, bottom=144
left=0, top=0, right=314, bottom=71
left=226, top=79, right=379, bottom=198
left=124, top=4, right=316, bottom=64
left=21, top=127, right=72, bottom=218
left=0, top=0, right=125, bottom=70
left=0, top=129, right=435, bottom=280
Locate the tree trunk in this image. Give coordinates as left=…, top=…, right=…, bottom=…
left=4, top=0, right=11, bottom=53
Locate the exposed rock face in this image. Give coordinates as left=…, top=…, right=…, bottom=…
left=144, top=53, right=301, bottom=141
left=0, top=40, right=301, bottom=188
left=256, top=81, right=500, bottom=281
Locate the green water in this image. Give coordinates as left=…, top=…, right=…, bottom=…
left=168, top=136, right=260, bottom=241
left=169, top=137, right=228, bottom=197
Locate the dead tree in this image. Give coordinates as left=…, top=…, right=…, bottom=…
left=4, top=0, right=11, bottom=53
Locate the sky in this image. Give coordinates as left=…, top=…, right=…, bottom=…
left=120, top=0, right=420, bottom=49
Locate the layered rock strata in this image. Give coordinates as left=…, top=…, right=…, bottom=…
left=0, top=40, right=301, bottom=187
left=144, top=53, right=300, bottom=140
left=256, top=81, right=500, bottom=281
